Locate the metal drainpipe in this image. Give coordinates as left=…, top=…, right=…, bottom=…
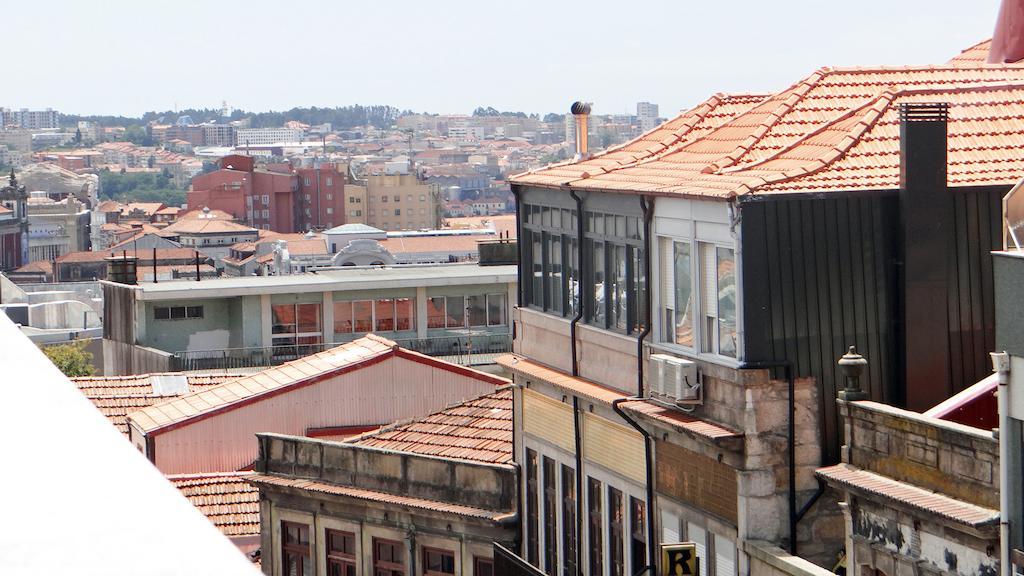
left=568, top=188, right=585, bottom=377
left=512, top=185, right=524, bottom=308
left=573, top=396, right=584, bottom=576
left=637, top=196, right=653, bottom=396
left=993, top=351, right=1011, bottom=576
left=738, top=359, right=800, bottom=554
left=611, top=398, right=657, bottom=572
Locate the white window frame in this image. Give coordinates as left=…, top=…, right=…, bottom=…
left=653, top=232, right=742, bottom=368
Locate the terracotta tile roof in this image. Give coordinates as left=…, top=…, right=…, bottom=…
left=13, top=260, right=53, bottom=274
left=619, top=399, right=743, bottom=442
left=496, top=354, right=626, bottom=404
left=247, top=473, right=512, bottom=521
left=512, top=46, right=1024, bottom=199
left=123, top=202, right=165, bottom=216
left=95, top=200, right=123, bottom=213
left=168, top=472, right=260, bottom=537
left=73, top=373, right=243, bottom=434
left=948, top=39, right=993, bottom=65
left=512, top=93, right=768, bottom=187
left=56, top=247, right=200, bottom=263
left=128, top=335, right=509, bottom=435
left=349, top=387, right=512, bottom=464
left=817, top=463, right=999, bottom=528
left=179, top=208, right=235, bottom=220
left=378, top=235, right=492, bottom=254
left=0, top=205, right=11, bottom=215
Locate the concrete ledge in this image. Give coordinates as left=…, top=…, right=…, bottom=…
left=745, top=540, right=834, bottom=576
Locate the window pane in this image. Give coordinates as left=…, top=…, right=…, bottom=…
left=717, top=247, right=737, bottom=358
left=468, top=294, right=487, bottom=327
left=334, top=301, right=353, bottom=333
left=476, top=558, right=495, bottom=576
left=155, top=307, right=169, bottom=320
left=591, top=241, right=605, bottom=326
left=296, top=303, right=321, bottom=334
left=170, top=306, right=186, bottom=320
left=375, top=299, right=395, bottom=331
left=445, top=296, right=465, bottom=328
left=532, top=233, right=543, bottom=308
left=186, top=306, right=203, bottom=319
left=612, top=244, right=627, bottom=331
left=567, top=238, right=578, bottom=317
left=548, top=234, right=562, bottom=314
left=673, top=242, right=694, bottom=347
left=588, top=478, right=603, bottom=576
left=427, top=297, right=446, bottom=329
left=543, top=457, right=558, bottom=575
left=715, top=533, right=737, bottom=576
left=608, top=486, right=624, bottom=576
left=395, top=297, right=414, bottom=331
left=630, top=497, right=646, bottom=575
left=353, top=300, right=373, bottom=333
left=487, top=294, right=505, bottom=326
left=272, top=305, right=295, bottom=333
left=562, top=466, right=577, bottom=576
left=526, top=449, right=539, bottom=566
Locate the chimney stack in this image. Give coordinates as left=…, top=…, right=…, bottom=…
left=898, top=102, right=952, bottom=410
left=571, top=101, right=592, bottom=160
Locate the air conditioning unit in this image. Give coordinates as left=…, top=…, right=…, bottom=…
left=648, top=353, right=701, bottom=404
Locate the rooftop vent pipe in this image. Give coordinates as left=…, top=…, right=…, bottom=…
left=571, top=101, right=592, bottom=160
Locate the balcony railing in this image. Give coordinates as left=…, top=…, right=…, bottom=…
left=169, top=331, right=512, bottom=372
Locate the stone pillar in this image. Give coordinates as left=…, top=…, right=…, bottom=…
left=322, top=291, right=334, bottom=345
left=416, top=286, right=428, bottom=338
left=260, top=294, right=272, bottom=348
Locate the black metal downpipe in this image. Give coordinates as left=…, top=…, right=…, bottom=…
left=512, top=185, right=524, bottom=308
left=611, top=398, right=657, bottom=573
left=573, top=396, right=584, bottom=576
left=636, top=196, right=653, bottom=397
left=568, top=188, right=586, bottom=377
left=739, top=360, right=798, bottom=553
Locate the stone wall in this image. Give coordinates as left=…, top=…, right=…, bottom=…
left=841, top=400, right=998, bottom=508
left=746, top=541, right=836, bottom=576
left=257, top=433, right=516, bottom=513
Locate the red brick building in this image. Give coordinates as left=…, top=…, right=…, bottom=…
left=187, top=155, right=345, bottom=233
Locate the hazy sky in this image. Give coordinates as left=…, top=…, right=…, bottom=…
left=7, top=0, right=1004, bottom=118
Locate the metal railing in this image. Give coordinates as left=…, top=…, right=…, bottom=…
left=170, top=332, right=512, bottom=372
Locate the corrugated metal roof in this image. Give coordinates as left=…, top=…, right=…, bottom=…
left=817, top=463, right=999, bottom=527
left=129, top=335, right=509, bottom=435
left=349, top=387, right=513, bottom=465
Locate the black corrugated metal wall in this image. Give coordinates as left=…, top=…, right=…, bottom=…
left=740, top=188, right=1002, bottom=463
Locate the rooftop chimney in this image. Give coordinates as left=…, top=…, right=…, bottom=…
left=571, top=101, right=592, bottom=160
left=898, top=102, right=952, bottom=410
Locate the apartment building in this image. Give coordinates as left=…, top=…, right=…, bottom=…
left=26, top=193, right=90, bottom=262
left=235, top=127, right=304, bottom=147
left=362, top=173, right=440, bottom=231
left=503, top=40, right=1024, bottom=576
left=1, top=107, right=59, bottom=130
left=188, top=155, right=346, bottom=233
left=100, top=261, right=516, bottom=375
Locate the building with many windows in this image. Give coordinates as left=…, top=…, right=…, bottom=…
left=101, top=262, right=516, bottom=375
left=249, top=385, right=515, bottom=576
left=504, top=39, right=1024, bottom=576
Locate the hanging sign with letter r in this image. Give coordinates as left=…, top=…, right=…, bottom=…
left=661, top=542, right=699, bottom=576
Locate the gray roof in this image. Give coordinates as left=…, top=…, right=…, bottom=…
left=110, top=263, right=517, bottom=301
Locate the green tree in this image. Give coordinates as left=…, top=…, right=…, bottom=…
left=74, top=128, right=82, bottom=144
left=41, top=340, right=95, bottom=377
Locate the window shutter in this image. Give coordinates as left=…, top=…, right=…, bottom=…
left=687, top=523, right=708, bottom=576
left=660, top=510, right=679, bottom=542
left=714, top=533, right=736, bottom=576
